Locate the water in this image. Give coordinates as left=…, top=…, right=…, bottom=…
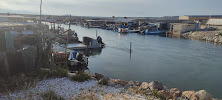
left=62, top=24, right=222, bottom=98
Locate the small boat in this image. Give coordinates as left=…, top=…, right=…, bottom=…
left=141, top=29, right=165, bottom=35
left=68, top=51, right=88, bottom=66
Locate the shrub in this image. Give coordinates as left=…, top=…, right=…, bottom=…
left=71, top=72, right=91, bottom=82
left=55, top=65, right=69, bottom=77
left=42, top=90, right=64, bottom=100
left=98, top=78, right=108, bottom=85
left=0, top=73, right=37, bottom=93
left=152, top=89, right=165, bottom=100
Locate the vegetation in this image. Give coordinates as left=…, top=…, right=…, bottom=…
left=0, top=65, right=69, bottom=94
left=70, top=72, right=91, bottom=82
left=152, top=89, right=165, bottom=100
left=42, top=90, right=64, bottom=100
left=0, top=73, right=37, bottom=93
left=98, top=78, right=108, bottom=85
left=29, top=65, right=69, bottom=79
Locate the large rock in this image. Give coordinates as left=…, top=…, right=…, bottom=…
left=148, top=81, right=164, bottom=90
left=182, top=91, right=196, bottom=99
left=157, top=90, right=170, bottom=99
left=111, top=79, right=128, bottom=86
left=170, top=88, right=182, bottom=99
left=139, top=82, right=150, bottom=90
left=194, top=90, right=212, bottom=100
left=94, top=73, right=105, bottom=81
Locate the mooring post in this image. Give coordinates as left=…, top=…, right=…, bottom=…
left=130, top=42, right=132, bottom=54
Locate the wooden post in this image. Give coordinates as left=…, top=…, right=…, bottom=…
left=96, top=30, right=97, bottom=38
left=130, top=42, right=132, bottom=54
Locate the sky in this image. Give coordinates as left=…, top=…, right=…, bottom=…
left=0, top=0, right=221, bottom=17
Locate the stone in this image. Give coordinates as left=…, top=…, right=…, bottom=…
left=94, top=73, right=105, bottom=81
left=111, top=79, right=128, bottom=86
left=124, top=81, right=142, bottom=89
left=194, top=90, right=212, bottom=100
left=67, top=72, right=76, bottom=78
left=169, top=88, right=182, bottom=99
left=139, top=82, right=150, bottom=90
left=157, top=90, right=170, bottom=99
left=182, top=91, right=196, bottom=99
left=148, top=81, right=164, bottom=90
left=98, top=78, right=109, bottom=85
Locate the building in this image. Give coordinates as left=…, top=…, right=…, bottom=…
left=169, top=23, right=198, bottom=34
left=179, top=15, right=222, bottom=24
left=206, top=19, right=222, bottom=29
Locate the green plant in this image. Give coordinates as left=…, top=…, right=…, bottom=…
left=55, top=65, right=69, bottom=77
left=152, top=89, right=165, bottom=100
left=70, top=72, right=91, bottom=82
left=42, top=90, right=64, bottom=100
left=98, top=78, right=108, bottom=85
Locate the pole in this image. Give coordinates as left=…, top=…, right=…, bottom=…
left=96, top=30, right=97, bottom=38
left=65, top=15, right=71, bottom=65
left=40, top=0, right=42, bottom=24
left=130, top=42, right=132, bottom=54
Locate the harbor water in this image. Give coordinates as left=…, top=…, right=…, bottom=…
left=62, top=24, right=222, bottom=98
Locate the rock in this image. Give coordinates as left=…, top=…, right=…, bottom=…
left=108, top=80, right=116, bottom=87
left=194, top=90, right=212, bottom=100
left=139, top=82, right=150, bottom=90
left=67, top=72, right=76, bottom=78
left=182, top=91, right=196, bottom=99
left=111, top=79, right=128, bottom=86
left=98, top=78, right=109, bottom=85
left=157, top=90, right=170, bottom=99
left=170, top=88, right=182, bottom=99
left=148, top=81, right=164, bottom=90
left=124, top=81, right=141, bottom=89
left=94, top=73, right=105, bottom=81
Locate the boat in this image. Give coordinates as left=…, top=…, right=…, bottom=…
left=68, top=51, right=88, bottom=66
left=67, top=36, right=105, bottom=50
left=141, top=29, right=165, bottom=35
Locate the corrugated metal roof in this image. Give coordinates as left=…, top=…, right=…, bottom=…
left=206, top=19, right=222, bottom=25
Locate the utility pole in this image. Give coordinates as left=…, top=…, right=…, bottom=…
left=40, top=0, right=42, bottom=24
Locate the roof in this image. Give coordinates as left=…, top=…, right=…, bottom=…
left=206, top=19, right=222, bottom=25
left=185, top=15, right=222, bottom=17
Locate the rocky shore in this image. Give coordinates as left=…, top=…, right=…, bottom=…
left=0, top=72, right=220, bottom=100
left=182, top=31, right=222, bottom=44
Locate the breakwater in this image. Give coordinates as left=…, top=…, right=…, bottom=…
left=182, top=31, right=222, bottom=44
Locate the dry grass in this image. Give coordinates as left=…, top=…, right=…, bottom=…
left=0, top=65, right=69, bottom=96
left=70, top=72, right=91, bottom=82
left=42, top=90, right=64, bottom=100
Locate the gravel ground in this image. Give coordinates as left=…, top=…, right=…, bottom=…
left=0, top=78, right=148, bottom=100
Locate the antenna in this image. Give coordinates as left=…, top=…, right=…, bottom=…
left=40, top=0, right=42, bottom=23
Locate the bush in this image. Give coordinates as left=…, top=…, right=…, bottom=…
left=56, top=65, right=69, bottom=77
left=0, top=73, right=37, bottom=93
left=152, top=89, right=165, bottom=100
left=29, top=65, right=69, bottom=79
left=71, top=72, right=91, bottom=82
left=42, top=90, right=64, bottom=100
left=98, top=78, right=108, bottom=85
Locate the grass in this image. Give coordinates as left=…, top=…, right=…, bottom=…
left=152, top=89, right=165, bottom=100
left=98, top=78, right=108, bottom=85
left=70, top=72, right=91, bottom=82
left=0, top=65, right=69, bottom=95
left=0, top=73, right=37, bottom=94
left=42, top=90, right=64, bottom=100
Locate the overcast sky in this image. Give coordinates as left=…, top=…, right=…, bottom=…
left=0, top=0, right=221, bottom=17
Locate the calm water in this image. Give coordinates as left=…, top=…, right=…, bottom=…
left=62, top=24, right=222, bottom=98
